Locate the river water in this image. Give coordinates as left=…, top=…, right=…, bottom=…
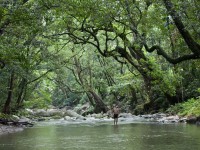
left=0, top=120, right=200, bottom=150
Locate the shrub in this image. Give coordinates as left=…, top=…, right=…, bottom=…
left=167, top=97, right=200, bottom=116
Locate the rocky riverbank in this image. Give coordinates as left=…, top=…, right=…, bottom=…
left=1, top=107, right=200, bottom=135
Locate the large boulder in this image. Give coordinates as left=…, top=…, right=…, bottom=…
left=64, top=110, right=85, bottom=120
left=33, top=109, right=47, bottom=116
left=33, top=109, right=64, bottom=117
left=47, top=109, right=64, bottom=117
left=74, top=103, right=93, bottom=116
left=186, top=115, right=200, bottom=124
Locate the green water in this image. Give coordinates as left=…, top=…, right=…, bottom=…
left=0, top=121, right=200, bottom=150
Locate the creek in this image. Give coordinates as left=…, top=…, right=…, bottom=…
left=0, top=119, right=200, bottom=150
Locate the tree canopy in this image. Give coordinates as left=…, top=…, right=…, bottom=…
left=0, top=0, right=200, bottom=114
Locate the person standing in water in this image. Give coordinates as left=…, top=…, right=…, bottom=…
left=112, top=105, right=120, bottom=125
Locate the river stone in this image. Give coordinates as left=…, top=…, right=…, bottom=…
left=90, top=113, right=104, bottom=119
left=158, top=115, right=179, bottom=123
left=25, top=109, right=34, bottom=115
left=33, top=109, right=47, bottom=116
left=19, top=116, right=30, bottom=122
left=152, top=113, right=167, bottom=119
left=64, top=110, right=85, bottom=120
left=33, top=109, right=64, bottom=117
left=12, top=115, right=20, bottom=121
left=47, top=109, right=64, bottom=117
left=119, top=113, right=133, bottom=118
left=64, top=116, right=72, bottom=120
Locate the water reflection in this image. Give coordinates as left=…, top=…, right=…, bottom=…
left=113, top=125, right=119, bottom=133
left=0, top=122, right=200, bottom=150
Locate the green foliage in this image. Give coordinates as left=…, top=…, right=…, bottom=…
left=0, top=113, right=18, bottom=121
left=24, top=89, right=52, bottom=109
left=146, top=56, right=179, bottom=97
left=15, top=109, right=31, bottom=118
left=0, top=113, right=10, bottom=120
left=79, top=94, right=88, bottom=105
left=152, top=70, right=179, bottom=97
left=197, top=88, right=200, bottom=93
left=167, top=97, right=200, bottom=116
left=24, top=98, right=49, bottom=109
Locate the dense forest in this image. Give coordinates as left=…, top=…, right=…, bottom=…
left=0, top=0, right=200, bottom=116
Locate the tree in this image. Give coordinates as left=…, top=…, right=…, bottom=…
left=1, top=0, right=200, bottom=114
left=0, top=0, right=55, bottom=112
left=145, top=0, right=200, bottom=64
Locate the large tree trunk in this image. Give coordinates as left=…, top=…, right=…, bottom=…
left=89, top=90, right=108, bottom=113
left=3, top=71, right=15, bottom=114
left=86, top=92, right=95, bottom=106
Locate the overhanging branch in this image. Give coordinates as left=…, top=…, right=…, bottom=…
left=163, top=0, right=200, bottom=55
left=144, top=44, right=200, bottom=64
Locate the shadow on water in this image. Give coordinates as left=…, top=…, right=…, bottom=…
left=0, top=121, right=200, bottom=150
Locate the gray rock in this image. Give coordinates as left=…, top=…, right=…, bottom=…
left=158, top=115, right=179, bottom=123
left=19, top=117, right=30, bottom=122
left=119, top=113, right=133, bottom=118
left=65, top=110, right=85, bottom=120
left=12, top=115, right=20, bottom=121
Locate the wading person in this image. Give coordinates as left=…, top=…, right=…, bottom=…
left=112, top=105, right=120, bottom=125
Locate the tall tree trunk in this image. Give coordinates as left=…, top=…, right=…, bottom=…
left=3, top=71, right=15, bottom=114
left=16, top=78, right=27, bottom=108
left=129, top=85, right=137, bottom=110
left=72, top=51, right=108, bottom=113
left=86, top=92, right=95, bottom=106
left=89, top=90, right=108, bottom=113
